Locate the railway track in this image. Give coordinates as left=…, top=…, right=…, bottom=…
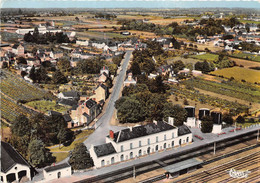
left=76, top=130, right=259, bottom=183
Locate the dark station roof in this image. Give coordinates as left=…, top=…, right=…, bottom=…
left=178, top=125, right=192, bottom=136
left=1, top=141, right=30, bottom=173
left=94, top=143, right=117, bottom=157
left=85, top=99, right=97, bottom=109
left=112, top=121, right=175, bottom=143
left=61, top=91, right=79, bottom=98
left=44, top=163, right=71, bottom=173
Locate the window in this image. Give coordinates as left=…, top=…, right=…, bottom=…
left=147, top=147, right=151, bottom=154
left=164, top=143, right=166, bottom=149
left=130, top=152, right=133, bottom=159
left=172, top=132, right=174, bottom=138
left=57, top=172, right=61, bottom=179
left=139, top=140, right=142, bottom=147
left=121, top=145, right=124, bottom=152
left=111, top=157, right=115, bottom=164
left=172, top=141, right=174, bottom=147
left=130, top=143, right=133, bottom=149
left=155, top=145, right=159, bottom=151
left=156, top=136, right=158, bottom=142
left=139, top=149, right=142, bottom=156
left=147, top=138, right=150, bottom=145
left=164, top=134, right=167, bottom=140
left=101, top=160, right=105, bottom=166
left=120, top=155, right=124, bottom=161
left=179, top=139, right=182, bottom=145
left=187, top=137, right=189, bottom=143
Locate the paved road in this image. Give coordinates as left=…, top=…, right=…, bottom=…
left=84, top=50, right=132, bottom=149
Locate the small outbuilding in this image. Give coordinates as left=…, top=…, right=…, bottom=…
left=43, top=163, right=72, bottom=181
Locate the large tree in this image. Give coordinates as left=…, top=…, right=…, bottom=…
left=28, top=139, right=54, bottom=168
left=11, top=114, right=31, bottom=137
left=57, top=57, right=71, bottom=75
left=52, top=69, right=67, bottom=84
left=69, top=143, right=93, bottom=170
left=201, top=116, right=214, bottom=133
left=223, top=113, right=234, bottom=125
left=57, top=128, right=74, bottom=149
left=163, top=103, right=187, bottom=126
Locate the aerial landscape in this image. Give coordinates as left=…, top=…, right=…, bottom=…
left=0, top=0, right=260, bottom=182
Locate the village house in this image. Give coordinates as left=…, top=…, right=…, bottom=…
left=92, top=83, right=109, bottom=103
left=12, top=44, right=24, bottom=56
left=123, top=72, right=136, bottom=87
left=1, top=141, right=33, bottom=183
left=98, top=72, right=109, bottom=83
left=43, top=163, right=71, bottom=181
left=70, top=98, right=102, bottom=126
left=26, top=57, right=41, bottom=67
left=58, top=91, right=80, bottom=100
left=89, top=118, right=192, bottom=168
left=100, top=66, right=109, bottom=75
left=76, top=39, right=89, bottom=46
left=50, top=51, right=63, bottom=59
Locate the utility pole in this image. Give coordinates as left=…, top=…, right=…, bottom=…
left=257, top=128, right=259, bottom=141
left=234, top=122, right=236, bottom=133
left=133, top=164, right=136, bottom=179
left=213, top=142, right=216, bottom=155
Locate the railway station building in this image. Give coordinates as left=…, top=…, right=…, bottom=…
left=89, top=118, right=193, bottom=168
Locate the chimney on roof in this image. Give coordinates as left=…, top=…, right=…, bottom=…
left=109, top=130, right=114, bottom=139
left=168, top=117, right=174, bottom=126
left=93, top=98, right=96, bottom=101
left=129, top=126, right=133, bottom=132
left=153, top=120, right=157, bottom=125
left=128, top=73, right=132, bottom=81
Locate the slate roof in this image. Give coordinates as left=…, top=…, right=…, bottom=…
left=85, top=99, right=97, bottom=109
left=61, top=91, right=79, bottom=98
left=112, top=121, right=175, bottom=143
left=63, top=114, right=72, bottom=122
left=94, top=143, right=117, bottom=157
left=44, top=163, right=71, bottom=173
left=178, top=125, right=192, bottom=136
left=12, top=44, right=23, bottom=49
left=83, top=112, right=90, bottom=118
left=58, top=99, right=78, bottom=107
left=1, top=141, right=31, bottom=173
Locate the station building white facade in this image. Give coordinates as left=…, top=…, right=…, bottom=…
left=89, top=118, right=192, bottom=168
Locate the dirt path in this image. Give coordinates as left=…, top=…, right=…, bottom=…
left=194, top=88, right=259, bottom=112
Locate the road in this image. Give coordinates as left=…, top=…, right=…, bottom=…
left=84, top=50, right=132, bottom=149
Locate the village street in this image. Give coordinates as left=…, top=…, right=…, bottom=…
left=83, top=50, right=132, bottom=149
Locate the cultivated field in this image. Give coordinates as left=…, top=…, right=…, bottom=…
left=211, top=67, right=260, bottom=83
left=229, top=57, right=260, bottom=68
left=190, top=53, right=219, bottom=62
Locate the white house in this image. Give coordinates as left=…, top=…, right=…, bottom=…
left=123, top=73, right=136, bottom=87
left=89, top=118, right=192, bottom=168
left=76, top=40, right=89, bottom=46
left=1, top=141, right=32, bottom=183
left=43, top=163, right=71, bottom=181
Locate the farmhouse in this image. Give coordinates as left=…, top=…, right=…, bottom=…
left=12, top=44, right=24, bottom=55
left=1, top=141, right=33, bottom=183
left=123, top=73, right=136, bottom=87
left=89, top=118, right=192, bottom=168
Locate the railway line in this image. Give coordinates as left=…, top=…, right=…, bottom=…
left=76, top=130, right=259, bottom=183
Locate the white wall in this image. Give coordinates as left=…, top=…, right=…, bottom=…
left=43, top=167, right=71, bottom=181
left=1, top=164, right=31, bottom=183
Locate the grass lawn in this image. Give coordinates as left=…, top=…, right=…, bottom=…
left=49, top=129, right=94, bottom=152
left=211, top=67, right=260, bottom=83
left=190, top=53, right=219, bottom=62
left=26, top=100, right=69, bottom=114
left=52, top=152, right=69, bottom=163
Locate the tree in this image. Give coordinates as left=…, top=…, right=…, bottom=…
left=75, top=17, right=80, bottom=22
left=57, top=128, right=73, bottom=149
left=1, top=62, right=8, bottom=69
left=115, top=96, right=145, bottom=123
left=69, top=143, right=93, bottom=170
left=183, top=98, right=189, bottom=105
left=52, top=70, right=67, bottom=84
left=201, top=116, right=213, bottom=133
left=29, top=66, right=37, bottom=82
left=17, top=57, right=27, bottom=65
left=28, top=139, right=54, bottom=168
left=35, top=66, right=49, bottom=83
left=236, top=115, right=245, bottom=124
left=163, top=103, right=187, bottom=126
left=11, top=114, right=31, bottom=137
left=57, top=57, right=71, bottom=75
left=222, top=113, right=233, bottom=125
left=130, top=61, right=141, bottom=76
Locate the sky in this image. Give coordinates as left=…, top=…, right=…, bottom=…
left=1, top=0, right=260, bottom=9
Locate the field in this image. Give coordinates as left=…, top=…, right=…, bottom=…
left=77, top=31, right=129, bottom=40
left=228, top=57, right=260, bottom=69
left=0, top=70, right=54, bottom=103
left=26, top=100, right=70, bottom=114
left=231, top=53, right=260, bottom=62
left=182, top=78, right=260, bottom=103
left=1, top=94, right=37, bottom=123
left=190, top=53, right=219, bottom=62
left=167, top=56, right=199, bottom=65
left=211, top=67, right=260, bottom=83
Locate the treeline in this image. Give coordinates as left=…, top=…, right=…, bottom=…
left=94, top=13, right=117, bottom=20
left=24, top=27, right=72, bottom=44
left=119, top=17, right=242, bottom=37
left=8, top=113, right=74, bottom=167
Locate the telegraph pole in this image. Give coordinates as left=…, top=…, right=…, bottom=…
left=213, top=142, right=216, bottom=155
left=257, top=128, right=259, bottom=141
left=133, top=165, right=136, bottom=179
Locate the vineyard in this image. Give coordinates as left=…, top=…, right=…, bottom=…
left=1, top=94, right=37, bottom=123
left=0, top=70, right=54, bottom=103
left=182, top=78, right=260, bottom=103
left=170, top=84, right=249, bottom=114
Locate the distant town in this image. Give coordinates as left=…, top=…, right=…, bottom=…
left=0, top=7, right=260, bottom=183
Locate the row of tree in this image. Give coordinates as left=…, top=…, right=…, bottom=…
left=9, top=113, right=74, bottom=167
